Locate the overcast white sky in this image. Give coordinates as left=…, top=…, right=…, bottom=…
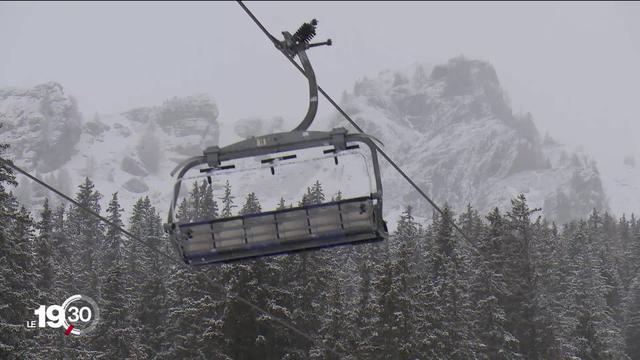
left=1, top=1, right=639, bottom=162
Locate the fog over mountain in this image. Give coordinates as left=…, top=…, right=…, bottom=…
left=329, top=57, right=609, bottom=224
left=2, top=57, right=633, bottom=226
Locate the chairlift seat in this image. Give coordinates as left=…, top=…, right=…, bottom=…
left=178, top=196, right=386, bottom=265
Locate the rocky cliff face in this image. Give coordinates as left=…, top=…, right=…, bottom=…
left=0, top=85, right=220, bottom=213
left=0, top=82, right=81, bottom=172
left=330, top=57, right=608, bottom=223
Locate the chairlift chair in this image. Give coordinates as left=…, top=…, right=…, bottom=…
left=164, top=20, right=388, bottom=264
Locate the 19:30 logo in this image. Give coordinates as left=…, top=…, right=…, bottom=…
left=28, top=295, right=100, bottom=336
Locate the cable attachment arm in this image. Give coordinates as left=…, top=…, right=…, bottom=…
left=276, top=19, right=332, bottom=132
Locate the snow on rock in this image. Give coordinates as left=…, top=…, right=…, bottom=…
left=75, top=94, right=222, bottom=214
left=0, top=82, right=82, bottom=172
left=1, top=86, right=221, bottom=216
left=121, top=156, right=148, bottom=177
left=123, top=178, right=149, bottom=193
left=329, top=56, right=609, bottom=223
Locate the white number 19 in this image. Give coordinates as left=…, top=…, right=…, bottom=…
left=34, top=305, right=65, bottom=328
left=33, top=304, right=92, bottom=328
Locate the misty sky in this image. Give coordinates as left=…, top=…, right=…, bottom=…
left=1, top=1, right=639, bottom=163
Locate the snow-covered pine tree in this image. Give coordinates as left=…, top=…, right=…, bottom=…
left=563, top=220, right=626, bottom=359
left=49, top=203, right=73, bottom=300
left=248, top=197, right=303, bottom=358
left=528, top=216, right=569, bottom=359
left=240, top=192, right=261, bottom=215
left=419, top=205, right=475, bottom=358
left=66, top=177, right=105, bottom=295
left=129, top=196, right=170, bottom=357
left=30, top=198, right=66, bottom=357
left=0, top=145, right=39, bottom=358
left=165, top=266, right=226, bottom=359
left=164, top=186, right=226, bottom=359
left=459, top=204, right=483, bottom=247
left=102, top=193, right=124, bottom=268
left=618, top=214, right=636, bottom=289
left=219, top=180, right=236, bottom=218
left=238, top=192, right=296, bottom=358
left=298, top=181, right=325, bottom=207
left=316, top=271, right=349, bottom=360
left=189, top=180, right=201, bottom=222
left=309, top=180, right=325, bottom=205
left=471, top=207, right=520, bottom=359
left=176, top=198, right=190, bottom=223
left=630, top=214, right=640, bottom=281
left=200, top=179, right=218, bottom=220
left=624, top=274, right=640, bottom=359
left=372, top=248, right=400, bottom=358
left=218, top=193, right=265, bottom=359
left=350, top=243, right=379, bottom=359
left=588, top=210, right=626, bottom=349
left=373, top=207, right=421, bottom=359
left=281, top=181, right=336, bottom=358
left=95, top=192, right=142, bottom=358
left=502, top=194, right=540, bottom=359
left=34, top=198, right=54, bottom=294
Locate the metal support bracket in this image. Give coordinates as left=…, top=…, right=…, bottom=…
left=330, top=128, right=347, bottom=151
left=204, top=146, right=221, bottom=167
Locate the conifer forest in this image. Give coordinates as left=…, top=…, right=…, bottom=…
left=1, top=143, right=640, bottom=360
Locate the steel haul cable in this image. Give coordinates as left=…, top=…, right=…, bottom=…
left=235, top=1, right=479, bottom=254
left=0, top=156, right=342, bottom=357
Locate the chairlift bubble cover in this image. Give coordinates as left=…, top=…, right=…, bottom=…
left=165, top=129, right=388, bottom=265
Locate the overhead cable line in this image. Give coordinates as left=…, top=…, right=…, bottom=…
left=236, top=1, right=479, bottom=253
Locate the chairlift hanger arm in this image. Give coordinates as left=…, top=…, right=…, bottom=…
left=276, top=20, right=331, bottom=132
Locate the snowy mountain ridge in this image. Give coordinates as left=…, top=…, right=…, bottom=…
left=328, top=57, right=610, bottom=223
left=0, top=57, right=634, bottom=225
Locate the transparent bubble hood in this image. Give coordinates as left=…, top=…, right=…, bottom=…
left=176, top=146, right=378, bottom=215
left=169, top=145, right=388, bottom=264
